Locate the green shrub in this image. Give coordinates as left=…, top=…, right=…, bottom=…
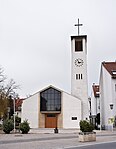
left=80, top=120, right=94, bottom=132
left=20, top=120, right=30, bottom=134
left=3, top=119, right=14, bottom=134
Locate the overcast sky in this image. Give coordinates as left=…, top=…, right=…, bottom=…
left=0, top=0, right=116, bottom=97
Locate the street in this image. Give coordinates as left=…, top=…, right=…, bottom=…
left=67, top=142, right=116, bottom=149
left=0, top=130, right=116, bottom=149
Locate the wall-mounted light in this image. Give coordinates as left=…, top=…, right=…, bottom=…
left=110, top=103, right=114, bottom=110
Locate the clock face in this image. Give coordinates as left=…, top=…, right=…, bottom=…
left=75, top=58, right=84, bottom=67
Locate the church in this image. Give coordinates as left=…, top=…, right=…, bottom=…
left=22, top=22, right=89, bottom=128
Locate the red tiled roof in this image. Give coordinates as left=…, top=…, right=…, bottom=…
left=15, top=99, right=24, bottom=111
left=102, top=62, right=116, bottom=78
left=92, top=84, right=99, bottom=97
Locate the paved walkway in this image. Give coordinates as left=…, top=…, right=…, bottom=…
left=0, top=129, right=116, bottom=149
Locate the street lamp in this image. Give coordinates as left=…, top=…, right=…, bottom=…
left=13, top=98, right=16, bottom=133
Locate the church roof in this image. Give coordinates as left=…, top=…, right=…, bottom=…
left=102, top=62, right=116, bottom=78
left=25, top=84, right=81, bottom=101
left=38, top=85, right=63, bottom=94
left=71, top=35, right=87, bottom=40
left=92, top=84, right=100, bottom=97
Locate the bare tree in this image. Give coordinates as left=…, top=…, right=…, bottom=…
left=0, top=68, right=19, bottom=119
left=5, top=79, right=19, bottom=98
left=0, top=67, right=6, bottom=83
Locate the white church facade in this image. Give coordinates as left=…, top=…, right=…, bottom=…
left=22, top=33, right=89, bottom=128
left=22, top=85, right=81, bottom=128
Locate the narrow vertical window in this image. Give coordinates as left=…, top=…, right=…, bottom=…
left=81, top=74, right=83, bottom=79
left=75, top=40, right=83, bottom=52
left=76, top=74, right=78, bottom=80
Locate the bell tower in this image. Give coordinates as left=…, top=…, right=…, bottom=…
left=71, top=19, right=88, bottom=120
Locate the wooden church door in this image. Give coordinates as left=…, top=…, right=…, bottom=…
left=45, top=114, right=57, bottom=128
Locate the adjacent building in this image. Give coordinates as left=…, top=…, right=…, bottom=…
left=15, top=99, right=24, bottom=118
left=99, top=61, right=116, bottom=129
left=90, top=84, right=100, bottom=128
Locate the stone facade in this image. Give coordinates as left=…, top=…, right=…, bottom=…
left=71, top=35, right=89, bottom=120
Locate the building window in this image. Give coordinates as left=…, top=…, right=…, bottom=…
left=76, top=74, right=78, bottom=80
left=81, top=74, right=83, bottom=79
left=72, top=117, right=77, bottom=120
left=75, top=40, right=83, bottom=52
left=76, top=74, right=83, bottom=80
left=40, top=87, right=61, bottom=112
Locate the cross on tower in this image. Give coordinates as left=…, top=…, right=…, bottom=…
left=74, top=18, right=83, bottom=36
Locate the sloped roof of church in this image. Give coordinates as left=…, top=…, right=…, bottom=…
left=26, top=85, right=81, bottom=101
left=92, top=84, right=100, bottom=97
left=38, top=85, right=63, bottom=93
left=102, top=62, right=116, bottom=78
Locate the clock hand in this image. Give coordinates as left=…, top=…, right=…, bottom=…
left=78, top=61, right=81, bottom=64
